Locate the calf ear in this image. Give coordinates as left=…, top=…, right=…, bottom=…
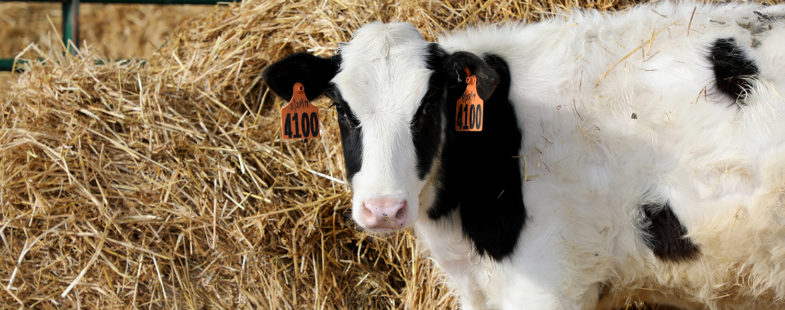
left=442, top=51, right=500, bottom=101
left=263, top=53, right=341, bottom=101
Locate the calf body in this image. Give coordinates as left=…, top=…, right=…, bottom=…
left=264, top=2, right=785, bottom=309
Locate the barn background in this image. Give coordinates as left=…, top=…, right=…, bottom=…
left=1, top=0, right=776, bottom=308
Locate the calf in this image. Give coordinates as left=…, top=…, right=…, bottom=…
left=263, top=2, right=785, bottom=309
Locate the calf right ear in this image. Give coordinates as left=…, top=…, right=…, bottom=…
left=442, top=51, right=500, bottom=101
left=263, top=53, right=341, bottom=101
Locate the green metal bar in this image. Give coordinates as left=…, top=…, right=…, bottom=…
left=62, top=0, right=79, bottom=54
left=0, top=59, right=28, bottom=72
left=0, top=58, right=17, bottom=72
left=0, top=59, right=12, bottom=71
left=2, top=0, right=238, bottom=4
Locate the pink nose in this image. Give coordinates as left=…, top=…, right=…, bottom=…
left=360, top=197, right=408, bottom=231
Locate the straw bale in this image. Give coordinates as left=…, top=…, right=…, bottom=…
left=3, top=0, right=776, bottom=308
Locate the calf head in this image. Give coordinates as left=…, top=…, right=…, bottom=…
left=264, top=22, right=500, bottom=233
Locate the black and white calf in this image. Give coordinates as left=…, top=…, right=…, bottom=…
left=263, top=2, right=785, bottom=309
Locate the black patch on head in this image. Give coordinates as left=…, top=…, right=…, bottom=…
left=708, top=38, right=759, bottom=103
left=412, top=44, right=447, bottom=179
left=428, top=53, right=526, bottom=261
left=263, top=51, right=363, bottom=181
left=639, top=202, right=700, bottom=262
left=263, top=52, right=341, bottom=101
left=329, top=89, right=363, bottom=181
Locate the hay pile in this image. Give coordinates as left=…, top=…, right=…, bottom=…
left=0, top=0, right=678, bottom=308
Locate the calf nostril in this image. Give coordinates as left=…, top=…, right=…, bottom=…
left=395, top=204, right=407, bottom=221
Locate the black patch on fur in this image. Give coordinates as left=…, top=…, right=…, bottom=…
left=329, top=89, right=363, bottom=181
left=412, top=44, right=447, bottom=179
left=640, top=202, right=700, bottom=262
left=428, top=53, right=526, bottom=261
left=708, top=38, right=759, bottom=103
left=263, top=52, right=341, bottom=101
left=263, top=52, right=364, bottom=180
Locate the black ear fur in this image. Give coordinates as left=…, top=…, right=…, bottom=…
left=263, top=53, right=341, bottom=101
left=442, top=51, right=500, bottom=101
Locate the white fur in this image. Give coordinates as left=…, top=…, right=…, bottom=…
left=333, top=22, right=432, bottom=229
left=333, top=3, right=785, bottom=309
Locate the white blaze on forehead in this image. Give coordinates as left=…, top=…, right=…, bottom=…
left=332, top=22, right=436, bottom=222
left=333, top=22, right=434, bottom=119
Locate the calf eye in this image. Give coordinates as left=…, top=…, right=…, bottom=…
left=414, top=102, right=431, bottom=123
left=413, top=87, right=442, bottom=126
left=331, top=100, right=360, bottom=128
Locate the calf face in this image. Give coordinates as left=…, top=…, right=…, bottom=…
left=264, top=22, right=499, bottom=233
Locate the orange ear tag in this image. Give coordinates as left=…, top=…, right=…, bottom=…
left=281, top=82, right=320, bottom=140
left=455, top=68, right=484, bottom=132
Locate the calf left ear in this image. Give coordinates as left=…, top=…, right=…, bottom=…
left=442, top=51, right=500, bottom=101
left=263, top=53, right=341, bottom=101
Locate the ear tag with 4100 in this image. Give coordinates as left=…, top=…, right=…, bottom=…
left=281, top=82, right=320, bottom=139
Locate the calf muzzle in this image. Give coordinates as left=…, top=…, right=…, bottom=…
left=359, top=197, right=408, bottom=231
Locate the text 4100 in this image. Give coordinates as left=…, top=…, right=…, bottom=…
left=456, top=101, right=482, bottom=131
left=283, top=112, right=319, bottom=138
